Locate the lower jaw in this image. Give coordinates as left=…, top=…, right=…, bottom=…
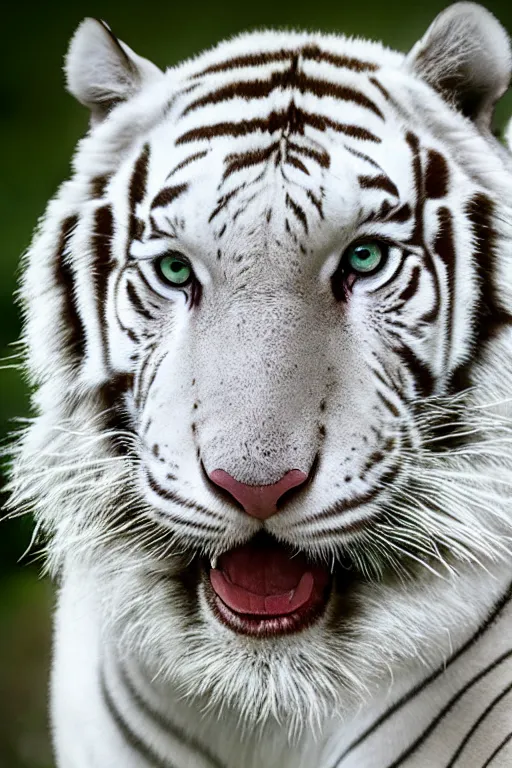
left=203, top=572, right=333, bottom=638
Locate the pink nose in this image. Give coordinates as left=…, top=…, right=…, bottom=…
left=208, top=469, right=308, bottom=520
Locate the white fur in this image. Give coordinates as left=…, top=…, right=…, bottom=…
left=8, top=3, right=512, bottom=766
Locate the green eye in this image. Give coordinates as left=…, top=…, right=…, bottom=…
left=346, top=242, right=385, bottom=274
left=156, top=254, right=192, bottom=286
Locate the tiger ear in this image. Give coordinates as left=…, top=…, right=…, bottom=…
left=405, top=2, right=511, bottom=132
left=65, top=18, right=163, bottom=124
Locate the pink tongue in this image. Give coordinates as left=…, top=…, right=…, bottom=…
left=209, top=537, right=321, bottom=616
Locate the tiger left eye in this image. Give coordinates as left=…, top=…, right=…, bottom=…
left=346, top=242, right=385, bottom=275
left=330, top=240, right=388, bottom=301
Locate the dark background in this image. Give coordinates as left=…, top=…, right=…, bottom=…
left=1, top=1, right=512, bottom=766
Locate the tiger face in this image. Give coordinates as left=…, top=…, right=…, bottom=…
left=13, top=2, right=512, bottom=735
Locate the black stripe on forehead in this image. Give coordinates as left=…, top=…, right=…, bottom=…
left=182, top=65, right=384, bottom=120
left=151, top=184, right=189, bottom=210
left=193, top=45, right=379, bottom=78
left=167, top=150, right=209, bottom=179
left=285, top=193, right=308, bottom=233
left=219, top=137, right=331, bottom=185
left=176, top=105, right=382, bottom=146
left=358, top=174, right=399, bottom=197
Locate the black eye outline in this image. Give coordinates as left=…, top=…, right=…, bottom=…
left=331, top=239, right=390, bottom=301
left=154, top=251, right=194, bottom=288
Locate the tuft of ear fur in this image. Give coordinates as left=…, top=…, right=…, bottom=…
left=65, top=18, right=163, bottom=124
left=405, top=2, right=511, bottom=132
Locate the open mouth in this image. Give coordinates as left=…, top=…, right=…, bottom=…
left=204, top=532, right=333, bottom=637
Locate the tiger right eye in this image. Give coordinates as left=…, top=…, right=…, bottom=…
left=156, top=254, right=192, bottom=286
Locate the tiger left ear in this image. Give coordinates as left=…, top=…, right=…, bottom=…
left=405, top=2, right=511, bottom=132
left=65, top=18, right=163, bottom=125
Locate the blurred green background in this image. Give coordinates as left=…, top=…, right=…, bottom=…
left=1, top=0, right=512, bottom=766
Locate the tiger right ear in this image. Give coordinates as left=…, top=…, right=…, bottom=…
left=405, top=2, right=511, bottom=133
left=65, top=18, right=163, bottom=124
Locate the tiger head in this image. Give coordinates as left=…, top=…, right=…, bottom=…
left=11, top=1, right=512, bottom=736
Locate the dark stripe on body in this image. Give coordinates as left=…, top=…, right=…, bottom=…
left=129, top=145, right=150, bottom=210
left=384, top=651, right=512, bottom=768
left=482, top=732, right=512, bottom=767
left=449, top=194, right=512, bottom=391
left=92, top=205, right=115, bottom=366
left=126, top=280, right=155, bottom=321
left=405, top=132, right=424, bottom=247
left=398, top=265, right=421, bottom=303
left=396, top=345, right=434, bottom=397
left=434, top=207, right=456, bottom=367
left=467, top=193, right=512, bottom=341
left=405, top=132, right=442, bottom=327
left=119, top=664, right=226, bottom=768
left=128, top=144, right=150, bottom=244
left=91, top=174, right=111, bottom=199
left=425, top=149, right=449, bottom=199
left=55, top=215, right=86, bottom=359
left=100, top=666, right=176, bottom=768
left=446, top=681, right=512, bottom=767
left=99, top=374, right=135, bottom=455
left=330, top=580, right=512, bottom=766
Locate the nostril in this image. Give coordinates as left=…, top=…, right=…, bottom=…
left=208, top=468, right=308, bottom=520
left=276, top=454, right=319, bottom=510
left=200, top=461, right=246, bottom=512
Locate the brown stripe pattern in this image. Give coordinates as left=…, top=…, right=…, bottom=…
left=176, top=105, right=382, bottom=146
left=193, top=45, right=379, bottom=78
left=183, top=67, right=384, bottom=120
left=91, top=205, right=115, bottom=368
left=55, top=215, right=85, bottom=360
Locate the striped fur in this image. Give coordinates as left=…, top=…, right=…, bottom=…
left=8, top=4, right=512, bottom=766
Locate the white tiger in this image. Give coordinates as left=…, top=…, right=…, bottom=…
left=8, top=2, right=512, bottom=766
